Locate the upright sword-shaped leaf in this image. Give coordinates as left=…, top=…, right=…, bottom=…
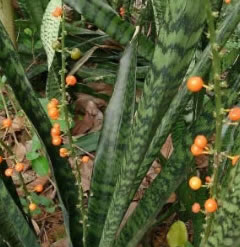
left=0, top=21, right=82, bottom=247
left=86, top=31, right=138, bottom=246
left=99, top=1, right=206, bottom=246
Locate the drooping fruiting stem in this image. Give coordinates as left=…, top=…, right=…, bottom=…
left=60, top=7, right=87, bottom=246
left=200, top=0, right=223, bottom=246
left=0, top=136, right=31, bottom=216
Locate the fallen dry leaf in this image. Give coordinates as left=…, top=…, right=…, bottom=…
left=11, top=116, right=25, bottom=132
left=75, top=93, right=106, bottom=114
left=89, top=110, right=103, bottom=133
left=31, top=219, right=41, bottom=236
left=80, top=158, right=93, bottom=192
left=13, top=142, right=26, bottom=162
left=87, top=82, right=113, bottom=96
left=51, top=238, right=68, bottom=247
left=71, top=112, right=94, bottom=136
left=161, top=135, right=173, bottom=159
left=118, top=201, right=138, bottom=235
left=26, top=176, right=48, bottom=191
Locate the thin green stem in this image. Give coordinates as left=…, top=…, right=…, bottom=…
left=60, top=7, right=87, bottom=247
left=0, top=88, right=19, bottom=144
left=0, top=90, right=10, bottom=119
left=200, top=1, right=223, bottom=246
left=0, top=137, right=31, bottom=215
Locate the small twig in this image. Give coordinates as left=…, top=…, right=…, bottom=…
left=73, top=144, right=95, bottom=159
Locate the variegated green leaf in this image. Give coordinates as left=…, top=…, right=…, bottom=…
left=0, top=178, right=40, bottom=247
left=41, top=0, right=62, bottom=70
left=99, top=1, right=206, bottom=246
left=64, top=0, right=154, bottom=61
left=17, top=0, right=44, bottom=27
left=86, top=33, right=138, bottom=246
left=115, top=37, right=240, bottom=247
left=0, top=20, right=83, bottom=247
left=46, top=63, right=61, bottom=100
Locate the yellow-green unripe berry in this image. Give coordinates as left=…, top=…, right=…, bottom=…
left=70, top=48, right=82, bottom=60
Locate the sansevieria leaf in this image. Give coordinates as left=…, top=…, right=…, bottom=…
left=99, top=1, right=206, bottom=246
left=64, top=0, right=154, bottom=61
left=41, top=0, right=62, bottom=70
left=116, top=55, right=240, bottom=247
left=0, top=178, right=40, bottom=247
left=0, top=21, right=82, bottom=247
left=130, top=0, right=240, bottom=205
left=86, top=30, right=138, bottom=246
left=17, top=0, right=44, bottom=28
left=46, top=63, right=61, bottom=100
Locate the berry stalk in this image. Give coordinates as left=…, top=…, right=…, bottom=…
left=60, top=7, right=87, bottom=246
left=200, top=0, right=223, bottom=245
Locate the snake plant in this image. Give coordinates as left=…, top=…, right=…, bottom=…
left=0, top=0, right=240, bottom=246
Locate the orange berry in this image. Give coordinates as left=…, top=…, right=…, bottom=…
left=51, top=127, right=61, bottom=137
left=47, top=102, right=57, bottom=110
left=52, top=7, right=62, bottom=17
left=231, top=155, right=240, bottom=166
left=5, top=168, right=13, bottom=177
left=59, top=148, right=69, bottom=158
left=2, top=118, right=12, bottom=128
left=187, top=76, right=204, bottom=92
left=0, top=156, right=3, bottom=164
left=192, top=203, right=201, bottom=213
left=81, top=155, right=89, bottom=163
left=34, top=184, right=44, bottom=193
left=51, top=98, right=59, bottom=105
left=66, top=75, right=77, bottom=86
left=224, top=0, right=231, bottom=4
left=119, top=7, right=125, bottom=17
left=204, top=198, right=218, bottom=213
left=191, top=144, right=204, bottom=156
left=53, top=123, right=61, bottom=130
left=15, top=163, right=24, bottom=172
left=205, top=176, right=211, bottom=183
left=47, top=99, right=59, bottom=110
left=48, top=108, right=59, bottom=120
left=189, top=176, right=202, bottom=190
left=228, top=107, right=240, bottom=121
left=194, top=135, right=208, bottom=149
left=29, top=203, right=37, bottom=211
left=52, top=136, right=62, bottom=146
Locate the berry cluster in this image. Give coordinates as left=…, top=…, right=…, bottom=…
left=1, top=156, right=44, bottom=211
left=187, top=75, right=240, bottom=216
left=51, top=123, right=62, bottom=146
left=191, top=135, right=208, bottom=156
left=48, top=98, right=60, bottom=120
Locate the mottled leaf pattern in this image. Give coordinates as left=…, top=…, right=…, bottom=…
left=0, top=21, right=82, bottom=247
left=41, top=0, right=62, bottom=69
left=46, top=63, right=61, bottom=100
left=0, top=178, right=40, bottom=247
left=17, top=0, right=44, bottom=27
left=99, top=1, right=206, bottom=246
left=64, top=0, right=154, bottom=61
left=87, top=35, right=138, bottom=246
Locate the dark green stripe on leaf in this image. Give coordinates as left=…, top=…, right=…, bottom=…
left=87, top=35, right=138, bottom=246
